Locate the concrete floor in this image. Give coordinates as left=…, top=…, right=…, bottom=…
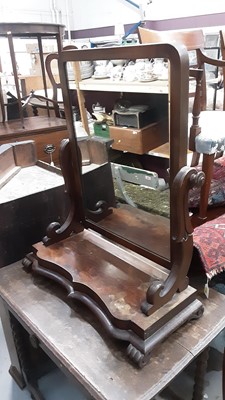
left=0, top=315, right=224, bottom=400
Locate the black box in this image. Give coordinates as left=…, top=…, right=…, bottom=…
left=112, top=105, right=157, bottom=129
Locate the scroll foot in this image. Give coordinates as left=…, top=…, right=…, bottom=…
left=127, top=344, right=151, bottom=368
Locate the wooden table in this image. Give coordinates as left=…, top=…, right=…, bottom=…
left=0, top=261, right=225, bottom=400
left=0, top=116, right=68, bottom=166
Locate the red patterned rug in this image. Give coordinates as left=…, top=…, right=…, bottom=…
left=193, top=215, right=225, bottom=279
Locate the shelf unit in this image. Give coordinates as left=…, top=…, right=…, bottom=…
left=71, top=65, right=169, bottom=152
left=76, top=78, right=197, bottom=160
left=77, top=76, right=168, bottom=94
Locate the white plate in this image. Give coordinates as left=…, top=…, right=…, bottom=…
left=92, top=75, right=110, bottom=79
left=157, top=76, right=168, bottom=81
left=139, top=76, right=158, bottom=83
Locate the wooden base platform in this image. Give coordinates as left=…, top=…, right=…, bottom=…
left=23, top=229, right=203, bottom=367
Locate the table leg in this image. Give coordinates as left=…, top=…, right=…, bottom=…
left=0, top=301, right=26, bottom=389
left=192, top=347, right=210, bottom=400
left=9, top=313, right=46, bottom=400
left=222, top=348, right=225, bottom=400
left=0, top=300, right=46, bottom=400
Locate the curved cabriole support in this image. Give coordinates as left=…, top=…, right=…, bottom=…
left=86, top=200, right=113, bottom=222
left=43, top=139, right=84, bottom=246
left=172, top=166, right=205, bottom=243
left=141, top=167, right=205, bottom=316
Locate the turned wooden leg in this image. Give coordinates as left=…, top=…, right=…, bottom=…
left=9, top=314, right=45, bottom=400
left=199, top=153, right=215, bottom=220
left=0, top=302, right=26, bottom=389
left=192, top=347, right=209, bottom=400
left=190, top=151, right=200, bottom=167
left=223, top=347, right=225, bottom=400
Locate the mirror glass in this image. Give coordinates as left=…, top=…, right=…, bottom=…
left=64, top=52, right=171, bottom=267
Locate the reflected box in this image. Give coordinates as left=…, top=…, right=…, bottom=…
left=109, top=118, right=168, bottom=155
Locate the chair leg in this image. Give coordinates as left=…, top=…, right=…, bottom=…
left=190, top=151, right=201, bottom=167
left=223, top=347, right=225, bottom=400
left=199, top=153, right=215, bottom=220
left=192, top=347, right=209, bottom=400
left=222, top=347, right=225, bottom=400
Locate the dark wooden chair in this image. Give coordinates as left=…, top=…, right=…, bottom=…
left=204, top=33, right=221, bottom=111
left=139, top=27, right=225, bottom=219
left=223, top=347, right=225, bottom=400
left=219, top=30, right=225, bottom=111
left=26, top=45, right=78, bottom=119
left=45, top=45, right=77, bottom=118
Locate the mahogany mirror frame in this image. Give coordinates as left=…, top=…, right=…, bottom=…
left=55, top=42, right=204, bottom=269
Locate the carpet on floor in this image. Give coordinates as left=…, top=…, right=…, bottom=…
left=193, top=214, right=225, bottom=279
left=113, top=155, right=225, bottom=219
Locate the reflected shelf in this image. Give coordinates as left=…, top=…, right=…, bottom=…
left=77, top=76, right=169, bottom=94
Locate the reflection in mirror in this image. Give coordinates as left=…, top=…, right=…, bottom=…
left=65, top=56, right=171, bottom=267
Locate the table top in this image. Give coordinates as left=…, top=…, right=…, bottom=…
left=0, top=116, right=67, bottom=139
left=0, top=22, right=65, bottom=37
left=0, top=261, right=225, bottom=400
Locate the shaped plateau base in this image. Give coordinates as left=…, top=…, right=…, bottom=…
left=23, top=229, right=203, bottom=368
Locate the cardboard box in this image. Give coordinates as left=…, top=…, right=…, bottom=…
left=26, top=43, right=55, bottom=54
left=109, top=119, right=168, bottom=155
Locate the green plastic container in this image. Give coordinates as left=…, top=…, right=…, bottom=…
left=93, top=122, right=110, bottom=138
